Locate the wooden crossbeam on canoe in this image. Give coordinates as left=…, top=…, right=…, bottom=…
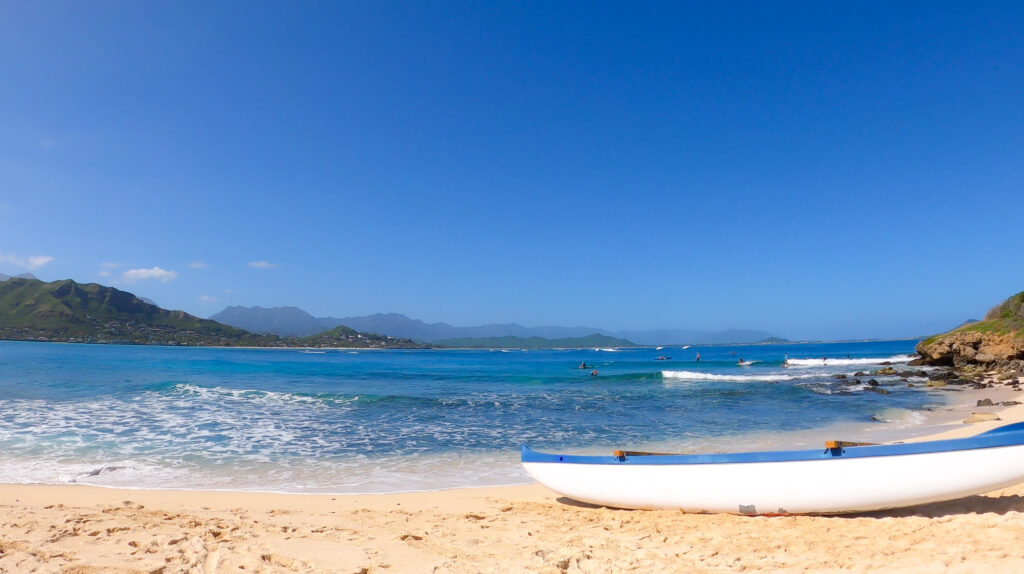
left=825, top=440, right=879, bottom=449
left=613, top=450, right=679, bottom=458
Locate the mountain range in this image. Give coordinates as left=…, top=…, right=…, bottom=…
left=0, top=272, right=38, bottom=282
left=0, top=277, right=420, bottom=348
left=210, top=306, right=782, bottom=345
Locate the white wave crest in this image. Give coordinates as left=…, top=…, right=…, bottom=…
left=594, top=348, right=620, bottom=352
left=785, top=355, right=915, bottom=367
left=168, top=383, right=352, bottom=408
left=661, top=370, right=818, bottom=383
left=870, top=407, right=926, bottom=428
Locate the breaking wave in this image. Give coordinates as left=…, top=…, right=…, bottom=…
left=785, top=355, right=916, bottom=367
left=661, top=370, right=819, bottom=383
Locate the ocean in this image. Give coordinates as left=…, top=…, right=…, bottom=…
left=0, top=339, right=959, bottom=494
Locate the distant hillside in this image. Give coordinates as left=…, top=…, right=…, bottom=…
left=211, top=305, right=340, bottom=336
left=212, top=306, right=781, bottom=345
left=0, top=272, right=38, bottom=282
left=0, top=278, right=421, bottom=348
left=0, top=278, right=268, bottom=345
left=295, top=325, right=425, bottom=348
left=434, top=333, right=636, bottom=349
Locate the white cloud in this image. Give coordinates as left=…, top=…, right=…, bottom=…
left=198, top=294, right=219, bottom=303
left=97, top=270, right=111, bottom=277
left=26, top=255, right=54, bottom=269
left=121, top=266, right=178, bottom=283
left=100, top=262, right=119, bottom=269
left=248, top=260, right=277, bottom=269
left=190, top=261, right=209, bottom=269
left=0, top=253, right=55, bottom=270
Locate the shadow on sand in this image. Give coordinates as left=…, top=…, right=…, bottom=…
left=555, top=494, right=1024, bottom=518
left=854, top=494, right=1024, bottom=519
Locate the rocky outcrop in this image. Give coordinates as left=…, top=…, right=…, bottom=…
left=916, top=291, right=1024, bottom=368
left=916, top=331, right=1024, bottom=367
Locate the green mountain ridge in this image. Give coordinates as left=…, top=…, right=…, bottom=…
left=0, top=278, right=421, bottom=348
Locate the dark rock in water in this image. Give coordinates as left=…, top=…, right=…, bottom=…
left=866, top=386, right=890, bottom=395
left=874, top=367, right=897, bottom=375
left=977, top=398, right=995, bottom=407
left=929, top=370, right=955, bottom=380
left=854, top=371, right=867, bottom=377
left=907, top=357, right=929, bottom=366
left=834, top=374, right=847, bottom=380
left=868, top=379, right=880, bottom=387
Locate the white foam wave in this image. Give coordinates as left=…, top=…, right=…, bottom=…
left=168, top=383, right=351, bottom=407
left=785, top=355, right=915, bottom=367
left=870, top=407, right=926, bottom=428
left=595, top=348, right=620, bottom=352
left=661, top=370, right=819, bottom=383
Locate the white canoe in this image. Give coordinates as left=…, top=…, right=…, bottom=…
left=521, top=422, right=1024, bottom=515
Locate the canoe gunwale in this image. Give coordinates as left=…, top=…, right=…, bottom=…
left=521, top=421, right=1024, bottom=466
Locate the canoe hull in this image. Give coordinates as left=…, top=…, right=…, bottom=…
left=522, top=428, right=1024, bottom=514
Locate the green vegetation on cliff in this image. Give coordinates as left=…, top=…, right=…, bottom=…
left=434, top=333, right=636, bottom=349
left=972, top=291, right=1024, bottom=334
left=922, top=291, right=1024, bottom=346
left=0, top=278, right=422, bottom=348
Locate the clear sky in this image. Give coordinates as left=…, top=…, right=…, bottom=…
left=2, top=2, right=1022, bottom=341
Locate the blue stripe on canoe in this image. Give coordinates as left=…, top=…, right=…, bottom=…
left=521, top=421, right=1024, bottom=465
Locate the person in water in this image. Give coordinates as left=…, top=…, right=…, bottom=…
left=590, top=370, right=598, bottom=376
left=737, top=358, right=744, bottom=365
left=578, top=361, right=587, bottom=369
left=696, top=352, right=701, bottom=362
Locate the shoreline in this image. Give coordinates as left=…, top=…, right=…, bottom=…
left=3, top=376, right=1024, bottom=571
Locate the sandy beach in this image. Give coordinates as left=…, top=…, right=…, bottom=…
left=3, top=383, right=1024, bottom=573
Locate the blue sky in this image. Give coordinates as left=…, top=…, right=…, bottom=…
left=2, top=2, right=1022, bottom=341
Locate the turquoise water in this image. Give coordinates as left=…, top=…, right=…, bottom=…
left=0, top=339, right=948, bottom=493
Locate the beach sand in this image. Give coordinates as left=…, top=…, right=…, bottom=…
left=3, top=383, right=1024, bottom=573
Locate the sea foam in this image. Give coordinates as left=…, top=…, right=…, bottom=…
left=785, top=354, right=915, bottom=367
left=661, top=370, right=818, bottom=382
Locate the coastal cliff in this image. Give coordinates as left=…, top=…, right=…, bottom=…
left=916, top=291, right=1024, bottom=367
